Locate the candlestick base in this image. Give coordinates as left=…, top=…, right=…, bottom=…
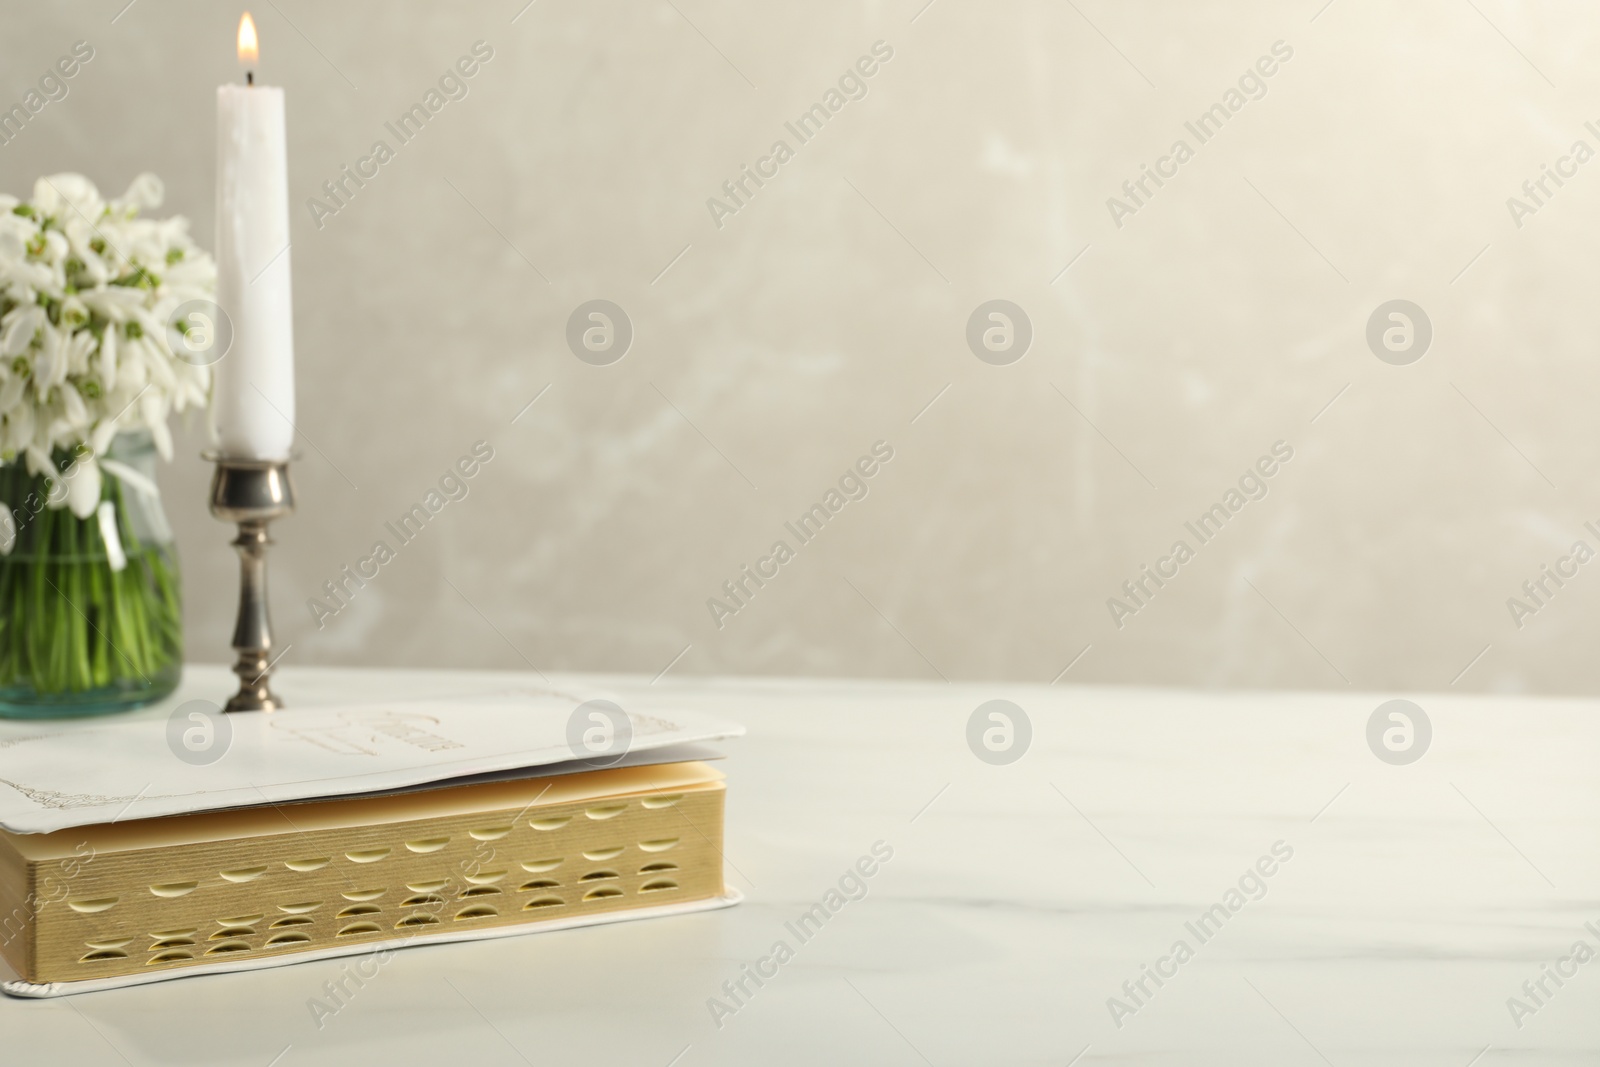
left=205, top=454, right=295, bottom=714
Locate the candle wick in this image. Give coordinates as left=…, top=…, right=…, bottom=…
left=246, top=71, right=254, bottom=86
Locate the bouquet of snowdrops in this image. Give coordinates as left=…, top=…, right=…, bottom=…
left=0, top=173, right=213, bottom=713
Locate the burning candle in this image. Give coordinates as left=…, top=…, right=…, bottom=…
left=212, top=11, right=295, bottom=461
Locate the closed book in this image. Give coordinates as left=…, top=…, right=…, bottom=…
left=0, top=693, right=742, bottom=996
left=0, top=761, right=728, bottom=993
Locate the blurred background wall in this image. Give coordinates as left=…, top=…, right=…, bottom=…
left=2, top=0, right=1597, bottom=694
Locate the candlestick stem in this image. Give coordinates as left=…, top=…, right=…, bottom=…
left=206, top=455, right=294, bottom=713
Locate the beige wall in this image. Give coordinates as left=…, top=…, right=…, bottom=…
left=4, top=0, right=1599, bottom=693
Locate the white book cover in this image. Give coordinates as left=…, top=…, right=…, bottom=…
left=0, top=688, right=744, bottom=834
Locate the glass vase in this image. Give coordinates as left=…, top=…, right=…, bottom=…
left=0, top=432, right=183, bottom=718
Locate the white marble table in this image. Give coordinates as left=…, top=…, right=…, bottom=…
left=3, top=665, right=1597, bottom=1066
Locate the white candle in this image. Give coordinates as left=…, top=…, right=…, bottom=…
left=212, top=12, right=294, bottom=461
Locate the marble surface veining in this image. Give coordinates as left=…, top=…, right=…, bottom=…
left=1, top=665, right=1595, bottom=1065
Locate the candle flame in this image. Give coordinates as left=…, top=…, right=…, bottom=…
left=237, top=12, right=259, bottom=66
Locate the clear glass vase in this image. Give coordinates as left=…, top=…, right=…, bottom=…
left=0, top=432, right=183, bottom=718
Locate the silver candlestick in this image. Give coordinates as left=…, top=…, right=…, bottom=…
left=206, top=454, right=295, bottom=713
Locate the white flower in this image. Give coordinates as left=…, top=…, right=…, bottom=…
left=4, top=403, right=34, bottom=455
left=61, top=297, right=90, bottom=334
left=142, top=336, right=176, bottom=394
left=63, top=456, right=100, bottom=519
left=34, top=324, right=67, bottom=391
left=0, top=172, right=214, bottom=509
left=23, top=444, right=51, bottom=478
left=40, top=229, right=68, bottom=265
left=32, top=174, right=102, bottom=221
left=117, top=173, right=164, bottom=214
left=60, top=381, right=87, bottom=425
left=0, top=305, right=43, bottom=356
left=89, top=418, right=117, bottom=457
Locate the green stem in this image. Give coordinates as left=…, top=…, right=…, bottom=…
left=0, top=449, right=183, bottom=707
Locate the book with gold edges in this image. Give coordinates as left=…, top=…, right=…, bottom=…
left=0, top=691, right=742, bottom=996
